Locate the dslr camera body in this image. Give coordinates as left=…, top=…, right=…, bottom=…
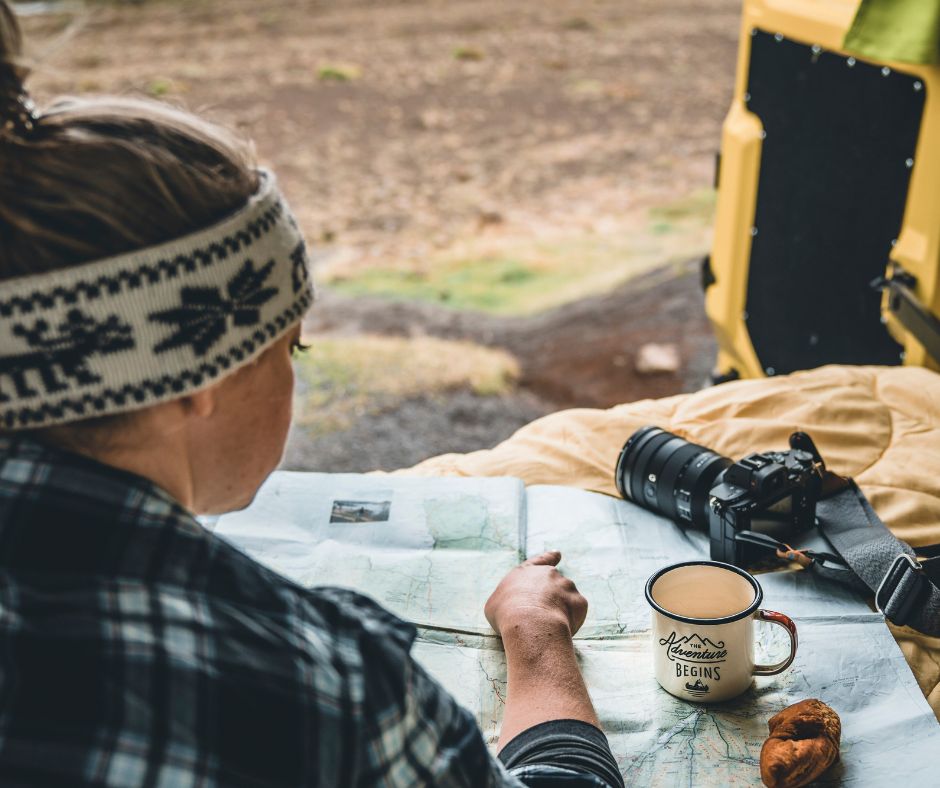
left=615, top=427, right=826, bottom=567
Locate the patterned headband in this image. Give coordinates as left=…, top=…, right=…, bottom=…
left=0, top=168, right=314, bottom=430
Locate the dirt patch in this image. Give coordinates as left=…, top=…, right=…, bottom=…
left=21, top=0, right=740, bottom=265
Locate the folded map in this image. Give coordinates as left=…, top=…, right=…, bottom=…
left=213, top=472, right=940, bottom=786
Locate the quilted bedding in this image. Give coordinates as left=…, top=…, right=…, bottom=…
left=396, top=364, right=940, bottom=718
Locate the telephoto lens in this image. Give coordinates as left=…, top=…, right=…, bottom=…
left=614, top=427, right=732, bottom=529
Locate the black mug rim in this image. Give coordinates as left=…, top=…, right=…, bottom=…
left=645, top=560, right=763, bottom=625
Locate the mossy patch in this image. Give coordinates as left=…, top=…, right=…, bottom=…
left=146, top=78, right=174, bottom=97
left=317, top=63, right=362, bottom=82
left=329, top=256, right=564, bottom=313
left=453, top=46, right=485, bottom=61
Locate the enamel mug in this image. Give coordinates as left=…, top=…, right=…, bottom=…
left=645, top=561, right=798, bottom=702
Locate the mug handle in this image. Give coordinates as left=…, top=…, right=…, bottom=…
left=753, top=609, right=798, bottom=676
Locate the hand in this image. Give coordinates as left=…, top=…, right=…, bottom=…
left=484, top=550, right=588, bottom=639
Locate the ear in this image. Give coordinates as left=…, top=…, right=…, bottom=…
left=180, top=384, right=218, bottom=419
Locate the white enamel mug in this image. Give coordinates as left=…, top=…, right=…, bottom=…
left=645, top=561, right=798, bottom=703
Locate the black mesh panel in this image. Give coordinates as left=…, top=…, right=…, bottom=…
left=743, top=31, right=925, bottom=373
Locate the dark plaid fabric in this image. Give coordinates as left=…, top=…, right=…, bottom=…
left=0, top=435, right=616, bottom=787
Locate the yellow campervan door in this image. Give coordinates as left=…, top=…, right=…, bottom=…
left=705, top=0, right=940, bottom=381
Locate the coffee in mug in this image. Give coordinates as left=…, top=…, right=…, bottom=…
left=645, top=561, right=797, bottom=702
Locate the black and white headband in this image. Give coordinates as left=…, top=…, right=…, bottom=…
left=0, top=168, right=314, bottom=430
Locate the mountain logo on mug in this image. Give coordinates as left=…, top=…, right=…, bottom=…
left=647, top=562, right=799, bottom=702
left=659, top=632, right=728, bottom=664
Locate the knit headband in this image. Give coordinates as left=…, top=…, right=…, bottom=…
left=0, top=168, right=314, bottom=430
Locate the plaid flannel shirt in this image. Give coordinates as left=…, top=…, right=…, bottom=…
left=0, top=435, right=545, bottom=787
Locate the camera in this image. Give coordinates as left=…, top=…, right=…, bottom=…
left=614, top=427, right=827, bottom=567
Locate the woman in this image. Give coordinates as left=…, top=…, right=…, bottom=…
left=0, top=4, right=622, bottom=786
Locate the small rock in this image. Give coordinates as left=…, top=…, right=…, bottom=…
left=476, top=209, right=504, bottom=230
left=418, top=109, right=450, bottom=130
left=635, top=343, right=680, bottom=374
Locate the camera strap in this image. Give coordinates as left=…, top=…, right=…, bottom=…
left=814, top=480, right=940, bottom=637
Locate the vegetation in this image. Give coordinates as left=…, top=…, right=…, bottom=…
left=292, top=335, right=519, bottom=435
left=328, top=190, right=716, bottom=315
left=453, top=45, right=485, bottom=61
left=317, top=63, right=362, bottom=82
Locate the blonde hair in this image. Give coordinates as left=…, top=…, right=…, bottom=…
left=0, top=1, right=262, bottom=444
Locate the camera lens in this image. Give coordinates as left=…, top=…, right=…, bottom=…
left=614, top=426, right=659, bottom=499
left=615, top=427, right=732, bottom=529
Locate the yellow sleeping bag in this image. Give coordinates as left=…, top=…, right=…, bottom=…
left=397, top=364, right=940, bottom=717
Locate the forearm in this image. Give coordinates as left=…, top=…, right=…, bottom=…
left=486, top=553, right=623, bottom=786
left=497, top=616, right=599, bottom=750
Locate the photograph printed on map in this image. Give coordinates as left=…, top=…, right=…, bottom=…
left=330, top=499, right=393, bottom=523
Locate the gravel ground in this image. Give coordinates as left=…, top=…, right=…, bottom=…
left=281, top=388, right=551, bottom=472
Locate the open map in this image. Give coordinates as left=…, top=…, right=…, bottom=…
left=213, top=473, right=940, bottom=786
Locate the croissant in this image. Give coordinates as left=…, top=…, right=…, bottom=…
left=760, top=699, right=841, bottom=788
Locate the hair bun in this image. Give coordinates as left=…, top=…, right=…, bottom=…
left=1, top=83, right=37, bottom=139
left=0, top=0, right=37, bottom=140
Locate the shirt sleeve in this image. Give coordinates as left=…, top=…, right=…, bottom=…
left=499, top=719, right=625, bottom=788
left=351, top=614, right=521, bottom=784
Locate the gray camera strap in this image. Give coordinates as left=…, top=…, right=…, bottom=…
left=812, top=480, right=940, bottom=637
